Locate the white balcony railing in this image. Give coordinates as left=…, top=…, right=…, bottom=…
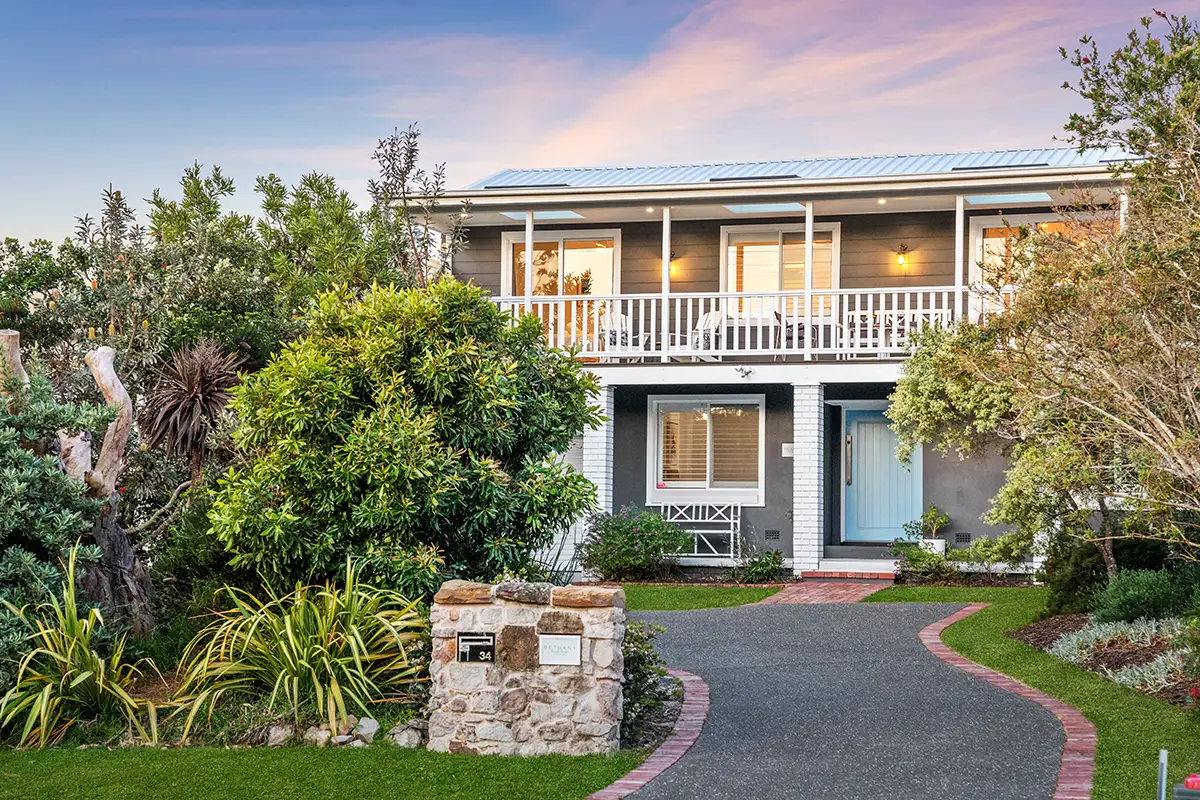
left=495, top=286, right=960, bottom=361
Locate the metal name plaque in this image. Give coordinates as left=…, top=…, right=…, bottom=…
left=457, top=631, right=495, bottom=663
left=539, top=634, right=582, bottom=666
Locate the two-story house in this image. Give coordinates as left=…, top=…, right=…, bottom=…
left=435, top=147, right=1123, bottom=577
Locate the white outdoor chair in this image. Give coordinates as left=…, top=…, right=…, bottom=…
left=598, top=309, right=648, bottom=361
left=669, top=310, right=726, bottom=362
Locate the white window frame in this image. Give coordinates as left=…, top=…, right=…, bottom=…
left=967, top=212, right=1113, bottom=286
left=499, top=228, right=622, bottom=298
left=645, top=394, right=766, bottom=507
left=718, top=222, right=842, bottom=292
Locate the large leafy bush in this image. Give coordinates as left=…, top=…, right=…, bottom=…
left=578, top=507, right=694, bottom=581
left=1041, top=533, right=1169, bottom=616
left=209, top=279, right=601, bottom=586
left=177, top=560, right=426, bottom=737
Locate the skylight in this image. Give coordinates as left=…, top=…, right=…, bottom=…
left=964, top=192, right=1053, bottom=205
left=499, top=210, right=584, bottom=221
left=722, top=202, right=806, bottom=214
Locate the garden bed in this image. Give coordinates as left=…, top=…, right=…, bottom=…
left=1009, top=615, right=1196, bottom=709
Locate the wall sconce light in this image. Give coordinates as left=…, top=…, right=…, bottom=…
left=896, top=243, right=910, bottom=268
left=668, top=249, right=680, bottom=275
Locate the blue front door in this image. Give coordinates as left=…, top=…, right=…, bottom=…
left=843, top=410, right=922, bottom=542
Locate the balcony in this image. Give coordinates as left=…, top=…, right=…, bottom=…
left=495, top=285, right=968, bottom=361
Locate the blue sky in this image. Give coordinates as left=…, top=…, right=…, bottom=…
left=1, top=1, right=1190, bottom=242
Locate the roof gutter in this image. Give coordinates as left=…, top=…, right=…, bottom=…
left=442, top=164, right=1121, bottom=210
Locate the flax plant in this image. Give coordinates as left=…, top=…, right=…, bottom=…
left=177, top=559, right=426, bottom=740
left=0, top=549, right=156, bottom=748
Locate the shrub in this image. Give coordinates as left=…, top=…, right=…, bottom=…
left=1041, top=533, right=1170, bottom=616
left=0, top=550, right=154, bottom=748
left=957, top=533, right=1028, bottom=576
left=621, top=620, right=668, bottom=741
left=578, top=507, right=693, bottom=581
left=1092, top=568, right=1197, bottom=622
left=177, top=559, right=426, bottom=739
left=209, top=280, right=602, bottom=588
left=724, top=543, right=786, bottom=584
left=889, top=540, right=959, bottom=583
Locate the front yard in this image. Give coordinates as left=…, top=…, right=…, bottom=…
left=866, top=586, right=1200, bottom=799
left=0, top=745, right=643, bottom=800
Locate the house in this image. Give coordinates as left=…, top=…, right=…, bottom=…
left=434, top=147, right=1124, bottom=577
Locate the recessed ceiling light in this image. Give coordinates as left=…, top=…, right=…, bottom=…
left=877, top=198, right=887, bottom=205
left=645, top=207, right=655, bottom=213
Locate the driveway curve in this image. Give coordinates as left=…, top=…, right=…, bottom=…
left=630, top=603, right=1062, bottom=800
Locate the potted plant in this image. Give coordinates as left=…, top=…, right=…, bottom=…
left=902, top=506, right=950, bottom=555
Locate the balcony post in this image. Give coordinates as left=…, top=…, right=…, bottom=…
left=804, top=201, right=814, bottom=360
left=661, top=206, right=671, bottom=363
left=954, top=194, right=965, bottom=321
left=523, top=211, right=534, bottom=313
left=1119, top=190, right=1129, bottom=230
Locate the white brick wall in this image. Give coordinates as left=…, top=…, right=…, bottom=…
left=792, top=383, right=825, bottom=573
left=581, top=384, right=615, bottom=515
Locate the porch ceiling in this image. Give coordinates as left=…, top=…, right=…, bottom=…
left=436, top=187, right=1115, bottom=228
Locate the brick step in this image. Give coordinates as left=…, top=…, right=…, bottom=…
left=802, top=571, right=896, bottom=581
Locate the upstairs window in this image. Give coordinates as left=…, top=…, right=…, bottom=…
left=722, top=223, right=840, bottom=294
left=501, top=230, right=620, bottom=297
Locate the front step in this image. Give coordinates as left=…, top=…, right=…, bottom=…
left=806, top=557, right=898, bottom=580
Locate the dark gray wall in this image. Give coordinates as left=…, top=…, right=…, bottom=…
left=610, top=384, right=794, bottom=557
left=923, top=445, right=1013, bottom=543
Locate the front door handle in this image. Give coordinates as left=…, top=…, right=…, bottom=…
left=845, top=434, right=853, bottom=485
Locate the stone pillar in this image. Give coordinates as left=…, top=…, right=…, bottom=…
left=582, top=382, right=615, bottom=514
left=792, top=383, right=825, bottom=574
left=427, top=580, right=625, bottom=756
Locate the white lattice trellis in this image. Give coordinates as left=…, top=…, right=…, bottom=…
left=654, top=504, right=742, bottom=558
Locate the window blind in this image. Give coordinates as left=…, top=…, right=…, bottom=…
left=711, top=404, right=760, bottom=486
left=659, top=407, right=708, bottom=485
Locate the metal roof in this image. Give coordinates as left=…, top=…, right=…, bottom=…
left=465, top=146, right=1127, bottom=191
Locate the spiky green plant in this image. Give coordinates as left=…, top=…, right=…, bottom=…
left=0, top=548, right=155, bottom=748
left=177, top=559, right=426, bottom=739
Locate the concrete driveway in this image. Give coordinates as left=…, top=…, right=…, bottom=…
left=630, top=603, right=1062, bottom=800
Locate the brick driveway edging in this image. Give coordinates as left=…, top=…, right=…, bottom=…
left=587, top=669, right=710, bottom=800
left=920, top=603, right=1097, bottom=800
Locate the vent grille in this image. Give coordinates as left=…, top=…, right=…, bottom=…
left=955, top=532, right=972, bottom=545
left=765, top=530, right=781, bottom=541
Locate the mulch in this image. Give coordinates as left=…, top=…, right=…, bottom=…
left=1082, top=637, right=1171, bottom=672
left=1149, top=675, right=1200, bottom=708
left=1007, top=613, right=1090, bottom=650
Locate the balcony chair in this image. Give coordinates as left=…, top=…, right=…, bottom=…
left=598, top=309, right=649, bottom=362
left=668, top=309, right=726, bottom=362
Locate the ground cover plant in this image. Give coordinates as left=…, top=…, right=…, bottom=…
left=866, top=586, right=1200, bottom=798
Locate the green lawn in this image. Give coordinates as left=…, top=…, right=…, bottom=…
left=866, top=586, right=1200, bottom=799
left=622, top=584, right=780, bottom=611
left=0, top=746, right=643, bottom=800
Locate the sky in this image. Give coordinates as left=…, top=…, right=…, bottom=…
left=0, top=1, right=1191, bottom=242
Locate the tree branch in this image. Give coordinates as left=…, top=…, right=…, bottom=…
left=126, top=479, right=193, bottom=535
left=84, top=346, right=133, bottom=497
